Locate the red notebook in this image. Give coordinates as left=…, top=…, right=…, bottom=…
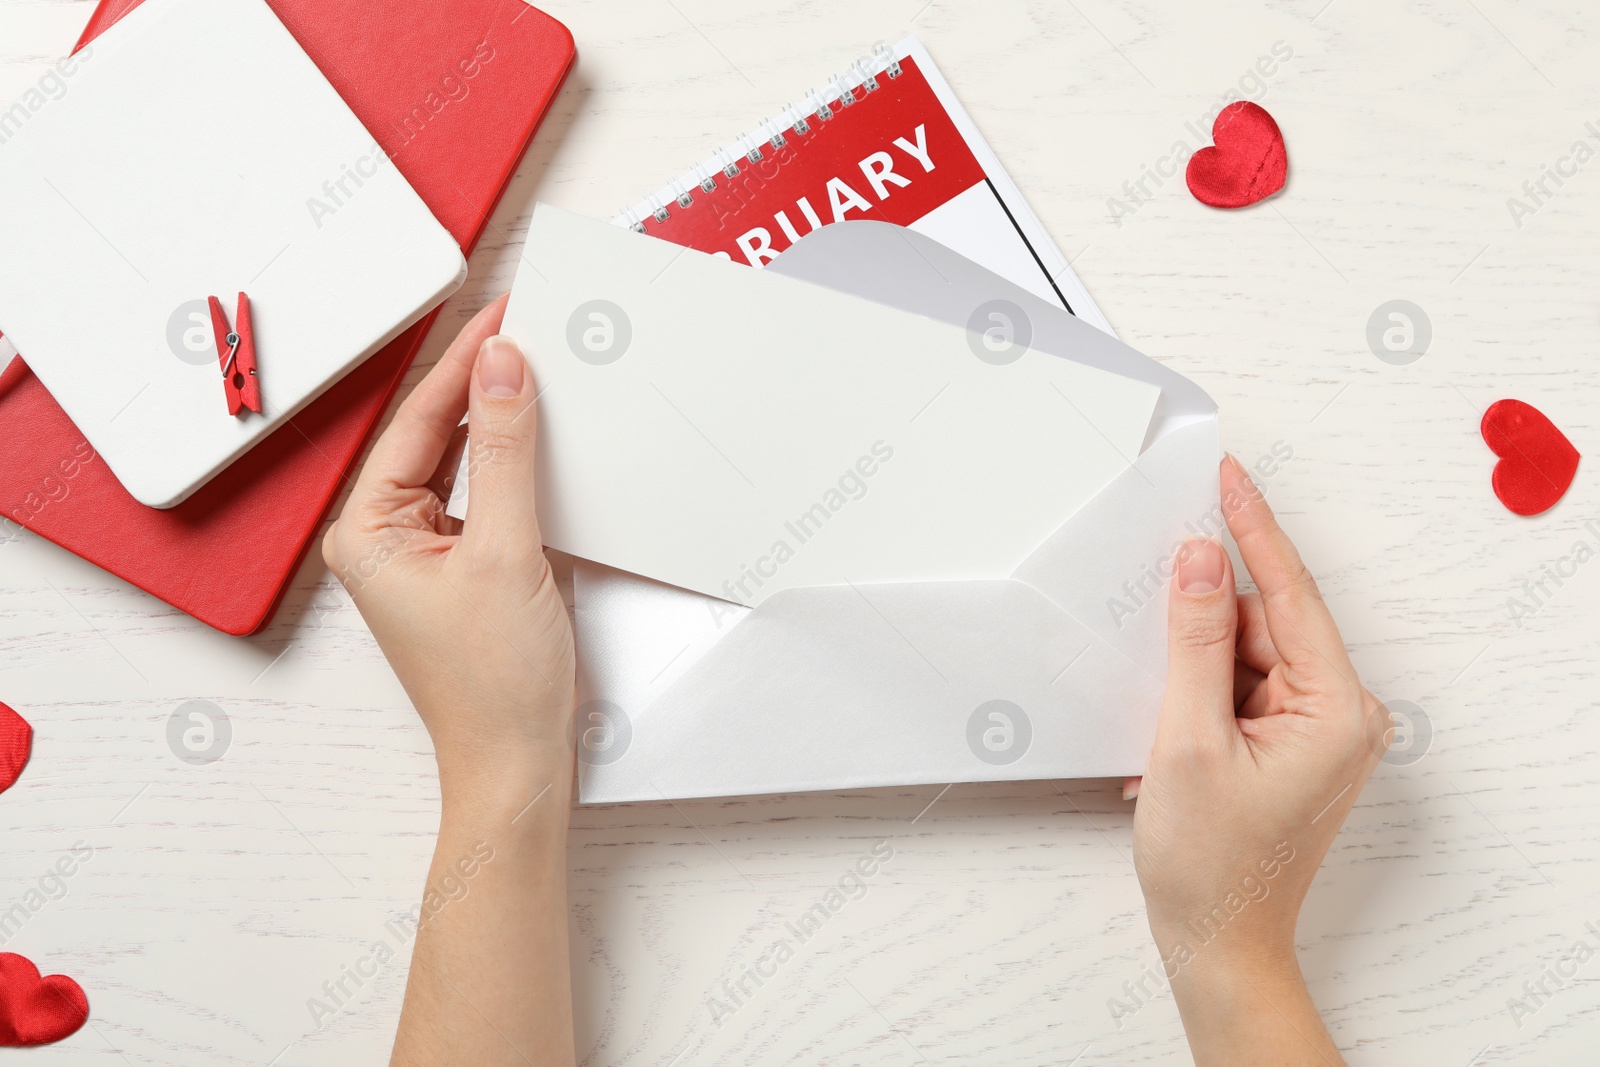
left=0, top=0, right=574, bottom=635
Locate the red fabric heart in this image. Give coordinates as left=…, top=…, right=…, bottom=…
left=1186, top=102, right=1288, bottom=208
left=0, top=703, right=30, bottom=794
left=0, top=954, right=88, bottom=1046
left=1481, top=399, right=1580, bottom=516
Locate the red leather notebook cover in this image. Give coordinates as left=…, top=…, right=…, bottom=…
left=0, top=0, right=573, bottom=635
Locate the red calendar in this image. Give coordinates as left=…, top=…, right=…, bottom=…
left=622, top=37, right=1110, bottom=334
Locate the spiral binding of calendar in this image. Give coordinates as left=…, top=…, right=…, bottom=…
left=618, top=43, right=904, bottom=232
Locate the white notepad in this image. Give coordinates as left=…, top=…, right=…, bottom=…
left=0, top=0, right=465, bottom=508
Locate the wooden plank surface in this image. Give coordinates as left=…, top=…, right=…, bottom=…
left=1, top=0, right=1597, bottom=1062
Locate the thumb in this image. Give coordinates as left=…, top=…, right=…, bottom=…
left=1161, top=539, right=1239, bottom=741
left=462, top=334, right=543, bottom=561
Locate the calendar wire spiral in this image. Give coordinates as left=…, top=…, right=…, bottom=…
left=619, top=43, right=903, bottom=232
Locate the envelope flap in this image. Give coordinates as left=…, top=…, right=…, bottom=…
left=769, top=221, right=1217, bottom=446
left=769, top=222, right=1222, bottom=665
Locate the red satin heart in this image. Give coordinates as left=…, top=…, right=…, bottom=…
left=1186, top=102, right=1288, bottom=208
left=0, top=954, right=88, bottom=1046
left=1481, top=399, right=1580, bottom=516
left=0, top=702, right=29, bottom=794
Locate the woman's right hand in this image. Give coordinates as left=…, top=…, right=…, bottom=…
left=1131, top=455, right=1386, bottom=1066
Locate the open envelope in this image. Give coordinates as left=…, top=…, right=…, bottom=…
left=454, top=206, right=1220, bottom=802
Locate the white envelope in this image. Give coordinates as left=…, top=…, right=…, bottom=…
left=564, top=221, right=1220, bottom=803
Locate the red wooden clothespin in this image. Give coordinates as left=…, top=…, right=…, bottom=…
left=208, top=293, right=262, bottom=416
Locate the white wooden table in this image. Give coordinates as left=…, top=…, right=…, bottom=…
left=4, top=1, right=1599, bottom=1063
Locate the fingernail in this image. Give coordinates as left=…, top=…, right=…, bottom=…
left=1178, top=539, right=1225, bottom=595
left=1122, top=777, right=1141, bottom=801
left=478, top=335, right=525, bottom=398
left=1226, top=451, right=1261, bottom=492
